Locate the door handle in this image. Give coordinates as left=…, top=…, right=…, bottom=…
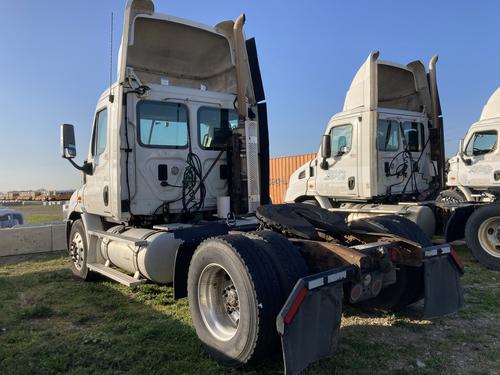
left=348, top=177, right=355, bottom=191
left=103, top=186, right=109, bottom=207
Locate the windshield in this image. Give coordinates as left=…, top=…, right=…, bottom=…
left=465, top=130, right=498, bottom=156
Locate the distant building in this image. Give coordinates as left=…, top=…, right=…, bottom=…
left=0, top=189, right=74, bottom=201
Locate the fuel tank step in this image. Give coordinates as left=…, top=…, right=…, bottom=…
left=87, top=263, right=147, bottom=287
left=88, top=229, right=148, bottom=246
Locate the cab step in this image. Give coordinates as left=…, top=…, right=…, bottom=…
left=87, top=263, right=147, bottom=287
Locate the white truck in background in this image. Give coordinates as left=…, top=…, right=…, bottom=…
left=286, top=52, right=500, bottom=270
left=442, top=87, right=500, bottom=203
left=60, top=2, right=464, bottom=373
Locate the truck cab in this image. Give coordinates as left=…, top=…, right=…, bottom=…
left=62, top=1, right=269, bottom=228
left=446, top=88, right=500, bottom=201
left=286, top=52, right=443, bottom=207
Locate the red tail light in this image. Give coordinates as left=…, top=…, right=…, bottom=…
left=284, top=287, right=308, bottom=325
left=390, top=247, right=399, bottom=262
left=450, top=247, right=464, bottom=274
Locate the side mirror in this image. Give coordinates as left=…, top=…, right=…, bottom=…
left=321, top=135, right=331, bottom=159
left=61, top=124, right=77, bottom=159
left=458, top=138, right=472, bottom=165
left=320, top=135, right=331, bottom=170
left=60, top=124, right=93, bottom=175
left=458, top=139, right=464, bottom=156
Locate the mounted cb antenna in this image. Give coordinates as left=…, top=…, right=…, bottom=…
left=108, top=12, right=115, bottom=103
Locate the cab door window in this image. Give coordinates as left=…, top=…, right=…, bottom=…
left=402, top=121, right=424, bottom=151
left=377, top=120, right=399, bottom=151
left=330, top=124, right=353, bottom=156
left=198, top=107, right=238, bottom=150
left=465, top=131, right=497, bottom=156
left=92, top=108, right=108, bottom=158
left=137, top=101, right=188, bottom=148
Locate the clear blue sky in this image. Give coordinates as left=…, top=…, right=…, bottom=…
left=0, top=0, right=498, bottom=191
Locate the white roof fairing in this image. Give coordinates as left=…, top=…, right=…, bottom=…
left=343, top=52, right=378, bottom=111
left=342, top=52, right=428, bottom=114
left=480, top=88, right=500, bottom=121
left=118, top=0, right=241, bottom=94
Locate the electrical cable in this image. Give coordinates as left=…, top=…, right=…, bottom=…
left=401, top=135, right=431, bottom=194
left=182, top=152, right=206, bottom=213
left=150, top=108, right=229, bottom=218
left=123, top=93, right=133, bottom=215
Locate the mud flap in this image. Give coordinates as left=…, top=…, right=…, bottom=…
left=423, top=245, right=464, bottom=319
left=276, top=266, right=353, bottom=375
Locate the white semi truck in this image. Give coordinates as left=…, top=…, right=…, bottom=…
left=61, top=2, right=464, bottom=373
left=442, top=88, right=500, bottom=203
left=286, top=53, right=500, bottom=270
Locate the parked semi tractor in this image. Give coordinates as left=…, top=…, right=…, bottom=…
left=60, top=2, right=463, bottom=373
left=285, top=52, right=500, bottom=270
left=444, top=87, right=500, bottom=204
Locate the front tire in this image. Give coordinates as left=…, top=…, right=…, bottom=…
left=187, top=235, right=282, bottom=367
left=465, top=204, right=500, bottom=271
left=68, top=219, right=96, bottom=280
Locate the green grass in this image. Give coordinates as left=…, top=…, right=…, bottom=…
left=0, top=245, right=499, bottom=374
left=8, top=204, right=63, bottom=224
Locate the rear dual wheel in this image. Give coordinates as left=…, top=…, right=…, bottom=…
left=187, top=232, right=307, bottom=367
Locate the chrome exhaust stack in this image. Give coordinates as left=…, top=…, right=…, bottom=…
left=428, top=55, right=446, bottom=189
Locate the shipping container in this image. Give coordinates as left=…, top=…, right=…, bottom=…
left=269, top=153, right=316, bottom=204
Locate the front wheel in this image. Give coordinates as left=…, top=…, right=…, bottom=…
left=68, top=219, right=97, bottom=280
left=465, top=204, right=500, bottom=271
left=187, top=235, right=282, bottom=367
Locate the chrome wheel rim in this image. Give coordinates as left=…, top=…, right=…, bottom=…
left=198, top=263, right=240, bottom=341
left=70, top=232, right=85, bottom=270
left=478, top=217, right=500, bottom=258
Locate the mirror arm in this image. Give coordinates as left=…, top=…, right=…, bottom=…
left=66, top=158, right=93, bottom=175
left=457, top=139, right=471, bottom=165
left=458, top=152, right=471, bottom=166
